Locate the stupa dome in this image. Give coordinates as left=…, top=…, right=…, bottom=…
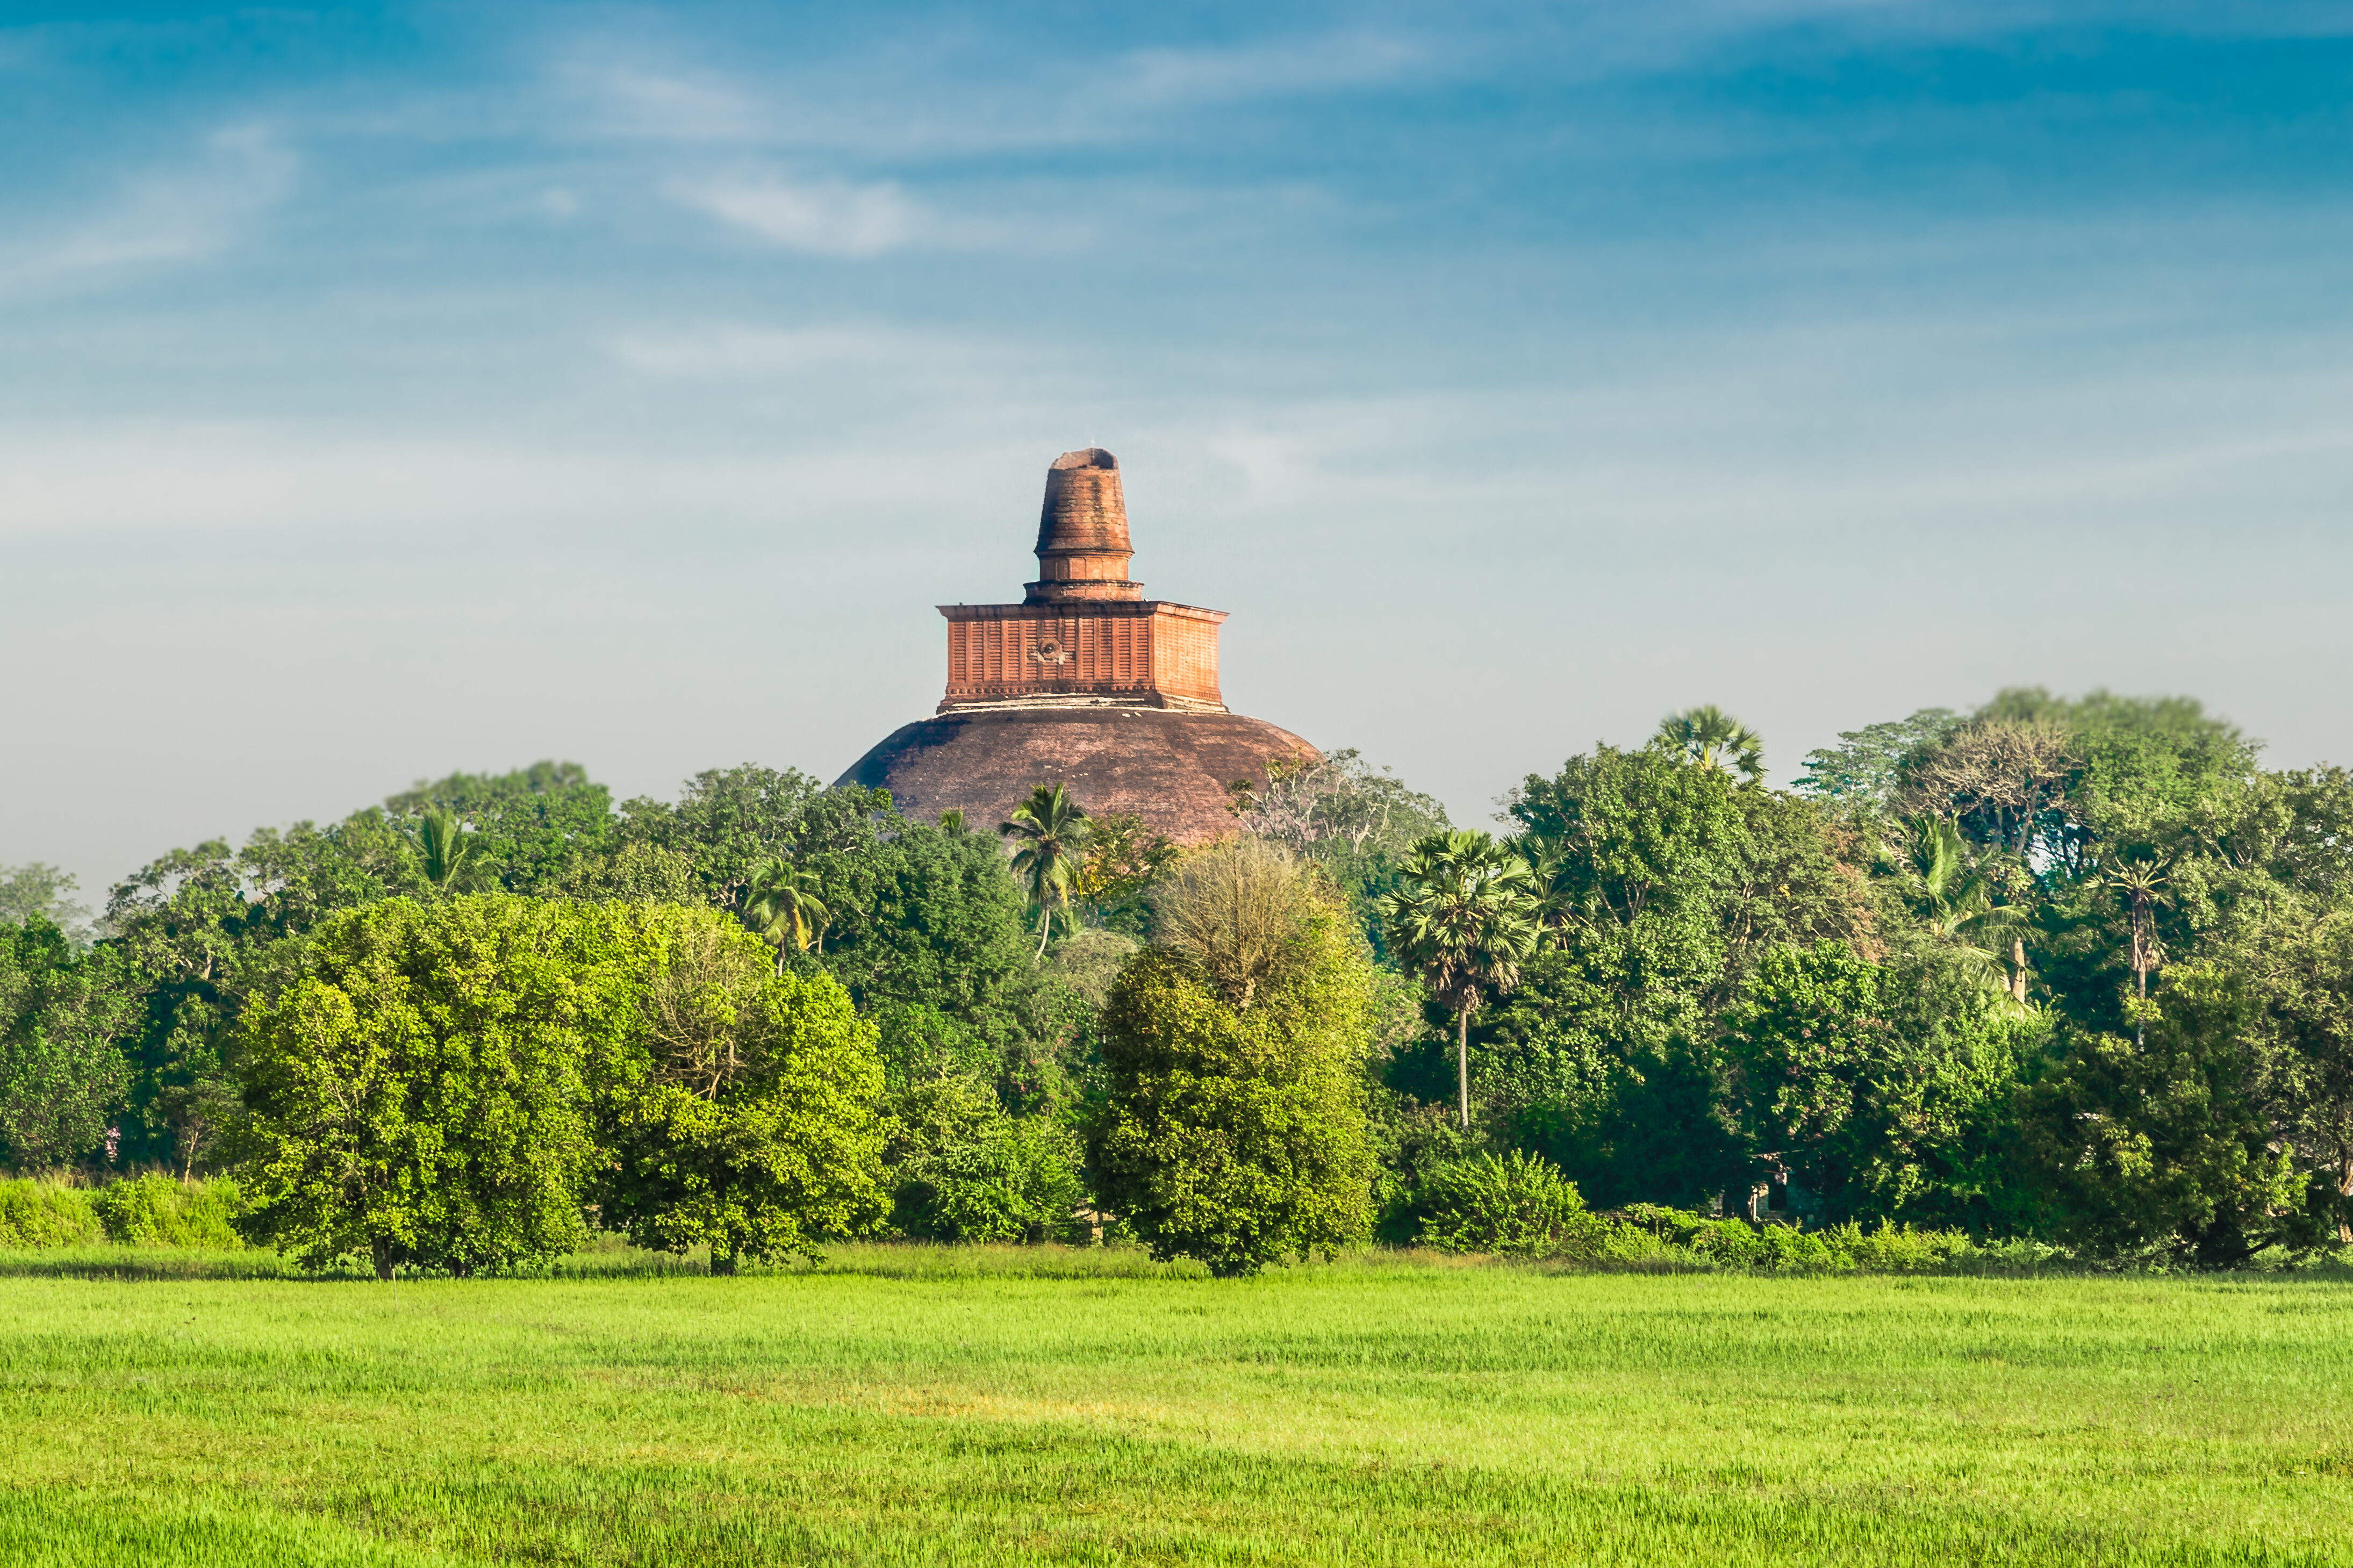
left=835, top=447, right=1317, bottom=843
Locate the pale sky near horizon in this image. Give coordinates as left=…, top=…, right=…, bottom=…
left=5, top=3, right=2352, bottom=902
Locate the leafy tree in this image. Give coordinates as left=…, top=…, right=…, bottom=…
left=1000, top=783, right=1091, bottom=956
left=1089, top=847, right=1377, bottom=1276
left=1794, top=709, right=1962, bottom=808
left=0, top=863, right=92, bottom=938
left=2018, top=963, right=2306, bottom=1265
left=1656, top=705, right=1766, bottom=783
left=1425, top=743, right=1867, bottom=1209
left=1071, top=811, right=1178, bottom=935
left=1723, top=942, right=2035, bottom=1228
left=810, top=816, right=1073, bottom=1113
left=593, top=906, right=888, bottom=1271
left=615, top=765, right=829, bottom=912
left=385, top=761, right=614, bottom=896
left=232, top=894, right=635, bottom=1277
left=0, top=919, right=139, bottom=1169
left=883, top=1072, right=1083, bottom=1242
left=1381, top=830, right=1544, bottom=1129
left=2244, top=912, right=2353, bottom=1242
left=1228, top=747, right=1451, bottom=947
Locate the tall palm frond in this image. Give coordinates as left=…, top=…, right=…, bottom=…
left=744, top=858, right=830, bottom=966
left=1381, top=829, right=1544, bottom=1130
left=413, top=810, right=484, bottom=896
left=1657, top=705, right=1766, bottom=783
left=1000, top=782, right=1091, bottom=958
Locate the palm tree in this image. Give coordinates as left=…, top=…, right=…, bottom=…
left=1657, top=705, right=1766, bottom=783
left=1513, top=833, right=1577, bottom=949
left=413, top=810, right=483, bottom=896
left=1381, top=829, right=1544, bottom=1130
left=1000, top=783, right=1091, bottom=958
left=1905, top=816, right=2032, bottom=1005
left=2104, top=854, right=2172, bottom=1044
left=744, top=859, right=829, bottom=968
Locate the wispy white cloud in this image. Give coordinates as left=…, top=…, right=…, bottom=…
left=675, top=172, right=926, bottom=257
left=0, top=124, right=294, bottom=296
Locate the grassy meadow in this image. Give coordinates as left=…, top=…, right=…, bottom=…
left=2, top=1248, right=2350, bottom=1565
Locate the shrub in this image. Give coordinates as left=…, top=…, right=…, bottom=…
left=90, top=1174, right=244, bottom=1248
left=0, top=1178, right=101, bottom=1247
left=1418, top=1150, right=1599, bottom=1257
left=886, top=1074, right=1085, bottom=1243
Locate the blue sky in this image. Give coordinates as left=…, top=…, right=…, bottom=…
left=5, top=3, right=2352, bottom=896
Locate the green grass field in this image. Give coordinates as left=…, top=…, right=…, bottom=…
left=3, top=1247, right=2349, bottom=1565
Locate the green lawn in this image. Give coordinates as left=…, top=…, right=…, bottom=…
left=2, top=1248, right=2349, bottom=1565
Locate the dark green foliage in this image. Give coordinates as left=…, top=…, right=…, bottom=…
left=1415, top=1149, right=1595, bottom=1256
left=1412, top=743, right=1865, bottom=1209
left=1088, top=895, right=1378, bottom=1277
left=0, top=919, right=139, bottom=1169
left=384, top=761, right=615, bottom=896
left=2018, top=963, right=2305, bottom=1266
left=1723, top=943, right=2038, bottom=1229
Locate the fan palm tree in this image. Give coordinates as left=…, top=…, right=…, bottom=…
left=2104, top=854, right=2172, bottom=1044
left=413, top=810, right=483, bottom=897
left=1513, top=833, right=1577, bottom=950
left=1000, top=783, right=1091, bottom=957
left=1381, top=829, right=1544, bottom=1130
left=744, top=858, right=829, bottom=968
left=1905, top=816, right=2032, bottom=1005
left=1657, top=704, right=1766, bottom=783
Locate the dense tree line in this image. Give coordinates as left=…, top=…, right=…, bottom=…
left=3, top=685, right=2349, bottom=1274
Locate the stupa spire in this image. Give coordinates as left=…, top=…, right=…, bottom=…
left=1026, top=448, right=1141, bottom=603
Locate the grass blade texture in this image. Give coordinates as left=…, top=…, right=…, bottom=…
left=1, top=1249, right=2349, bottom=1565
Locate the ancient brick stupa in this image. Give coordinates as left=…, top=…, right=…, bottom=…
left=835, top=447, right=1316, bottom=843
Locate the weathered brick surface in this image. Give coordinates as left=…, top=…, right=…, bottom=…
left=845, top=444, right=1317, bottom=844
left=834, top=708, right=1320, bottom=846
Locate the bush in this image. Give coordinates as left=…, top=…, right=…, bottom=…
left=90, top=1174, right=245, bottom=1248
left=886, top=1075, right=1085, bottom=1243
left=0, top=1178, right=101, bottom=1247
left=1418, top=1150, right=1598, bottom=1256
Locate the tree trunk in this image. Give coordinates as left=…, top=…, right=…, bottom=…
left=371, top=1236, right=394, bottom=1282
left=1457, top=1007, right=1472, bottom=1131
left=711, top=1226, right=744, bottom=1276
left=2010, top=937, right=2029, bottom=1004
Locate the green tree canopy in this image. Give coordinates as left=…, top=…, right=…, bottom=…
left=1089, top=847, right=1378, bottom=1276
left=233, top=894, right=641, bottom=1276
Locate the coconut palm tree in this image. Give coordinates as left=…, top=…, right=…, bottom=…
left=413, top=810, right=483, bottom=897
left=1381, top=829, right=1544, bottom=1130
left=744, top=858, right=829, bottom=968
left=1657, top=705, right=1766, bottom=783
left=1905, top=816, right=2032, bottom=1005
left=1000, top=783, right=1091, bottom=958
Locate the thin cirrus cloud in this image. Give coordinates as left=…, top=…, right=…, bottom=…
left=0, top=124, right=293, bottom=298
left=673, top=172, right=927, bottom=257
